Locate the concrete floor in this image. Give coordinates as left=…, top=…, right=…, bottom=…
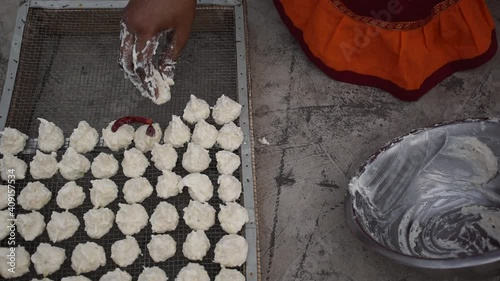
left=1, top=0, right=500, bottom=280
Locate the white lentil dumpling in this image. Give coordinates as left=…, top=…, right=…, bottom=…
left=164, top=115, right=191, bottom=148
left=217, top=122, right=243, bottom=152
left=57, top=181, right=86, bottom=210
left=192, top=119, right=218, bottom=149
left=123, top=177, right=153, bottom=204
left=30, top=150, right=58, bottom=179
left=0, top=127, right=28, bottom=155
left=182, top=142, right=211, bottom=173
left=18, top=182, right=52, bottom=211
left=212, top=95, right=242, bottom=125
left=91, top=153, right=119, bottom=179
left=37, top=118, right=64, bottom=152
left=58, top=147, right=91, bottom=180
left=16, top=211, right=46, bottom=241
left=0, top=210, right=11, bottom=240
left=214, top=234, right=248, bottom=267
left=156, top=170, right=182, bottom=199
left=138, top=267, right=168, bottom=281
left=122, top=148, right=150, bottom=178
left=151, top=143, right=178, bottom=171
left=83, top=208, right=115, bottom=239
left=152, top=69, right=174, bottom=105
left=100, top=268, right=132, bottom=281
left=90, top=179, right=118, bottom=208
left=147, top=234, right=176, bottom=262
left=183, top=94, right=210, bottom=124
left=217, top=175, right=242, bottom=202
left=218, top=202, right=249, bottom=234
left=102, top=120, right=135, bottom=151
left=47, top=211, right=80, bottom=243
left=216, top=151, right=241, bottom=175
left=215, top=268, right=245, bottom=281
left=182, top=230, right=210, bottom=261
left=111, top=236, right=141, bottom=267
left=0, top=185, right=8, bottom=210
left=31, top=243, right=66, bottom=277
left=0, top=246, right=31, bottom=278
left=0, top=154, right=27, bottom=181
left=183, top=200, right=216, bottom=231
left=150, top=201, right=179, bottom=233
left=116, top=203, right=149, bottom=235
left=178, top=173, right=213, bottom=203
left=71, top=242, right=106, bottom=274
left=176, top=263, right=210, bottom=281
left=69, top=121, right=99, bottom=153
left=62, top=276, right=91, bottom=281
left=134, top=123, right=162, bottom=152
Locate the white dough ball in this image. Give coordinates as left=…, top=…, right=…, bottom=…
left=218, top=202, right=249, bottom=234
left=16, top=211, right=46, bottom=241
left=156, top=170, right=183, bottom=199
left=90, top=179, right=118, bottom=208
left=183, top=94, right=210, bottom=124
left=164, top=115, right=191, bottom=148
left=183, top=200, right=216, bottom=231
left=123, top=177, right=153, bottom=204
left=91, top=153, right=119, bottom=179
left=47, top=211, right=80, bottom=243
left=58, top=147, right=90, bottom=180
left=192, top=119, right=218, bottom=149
left=151, top=143, right=178, bottom=171
left=150, top=201, right=179, bottom=233
left=0, top=185, right=8, bottom=210
left=18, top=182, right=51, bottom=211
left=216, top=151, right=240, bottom=175
left=0, top=127, right=28, bottom=155
left=102, top=120, right=135, bottom=151
left=32, top=278, right=54, bottom=281
left=217, top=175, right=242, bottom=202
left=30, top=150, right=58, bottom=179
left=212, top=95, right=242, bottom=125
left=176, top=263, right=210, bottom=281
left=111, top=236, right=141, bottom=267
left=116, top=203, right=149, bottom=235
left=215, top=268, right=245, bottom=281
left=214, top=234, right=248, bottom=267
left=182, top=230, right=210, bottom=261
left=37, top=118, right=64, bottom=152
left=178, top=173, right=213, bottom=203
left=0, top=246, right=31, bottom=278
left=152, top=69, right=173, bottom=105
left=31, top=243, right=66, bottom=276
left=0, top=210, right=11, bottom=240
left=134, top=123, right=162, bottom=152
left=122, top=148, right=150, bottom=178
left=217, top=122, right=243, bottom=152
left=138, top=267, right=168, bottom=281
left=0, top=154, right=27, bottom=181
left=84, top=208, right=115, bottom=239
left=57, top=181, right=86, bottom=210
left=71, top=242, right=106, bottom=274
left=62, top=276, right=92, bottom=281
left=147, top=234, right=176, bottom=262
left=182, top=142, right=211, bottom=173
left=100, top=268, right=132, bottom=281
left=69, top=121, right=99, bottom=153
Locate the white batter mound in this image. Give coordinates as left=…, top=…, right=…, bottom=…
left=151, top=143, right=178, bottom=171
left=91, top=153, right=119, bottom=179
left=0, top=154, right=27, bottom=181
left=147, top=234, right=177, bottom=262
left=0, top=246, right=31, bottom=278
left=156, top=170, right=183, bottom=199
left=84, top=208, right=115, bottom=239
left=111, top=236, right=141, bottom=267
left=134, top=123, right=162, bottom=152
left=164, top=115, right=191, bottom=148
left=18, top=181, right=52, bottom=211
left=214, top=234, right=248, bottom=267
left=58, top=147, right=91, bottom=180
left=192, top=119, right=218, bottom=149
left=0, top=210, right=10, bottom=240
left=32, top=278, right=54, bottom=281
left=116, top=203, right=149, bottom=235
left=183, top=94, right=211, bottom=124
left=17, top=211, right=46, bottom=241
left=0, top=127, right=28, bottom=155
left=138, top=267, right=168, bottom=281
left=218, top=202, right=249, bottom=234
left=122, top=148, right=150, bottom=178
left=30, top=150, right=58, bottom=179
left=123, top=177, right=153, bottom=204
left=100, top=268, right=132, bottom=281
left=150, top=201, right=179, bottom=233
left=182, top=230, right=210, bottom=261
left=152, top=69, right=174, bottom=105
left=215, top=268, right=245, bottom=281
left=57, top=181, right=86, bottom=210
left=47, top=211, right=80, bottom=243
left=69, top=121, right=99, bottom=153
left=61, top=277, right=91, bottom=281
left=71, top=242, right=106, bottom=274
left=182, top=142, right=211, bottom=173
left=176, top=263, right=210, bottom=281
left=217, top=175, right=242, bottom=202
left=216, top=151, right=241, bottom=175
left=178, top=173, right=213, bottom=203
left=217, top=122, right=243, bottom=152
left=0, top=185, right=8, bottom=209
left=212, top=95, right=242, bottom=125
left=31, top=243, right=66, bottom=277
left=183, top=200, right=216, bottom=231
left=37, top=118, right=64, bottom=152
left=90, top=179, right=118, bottom=208
left=102, top=120, right=135, bottom=151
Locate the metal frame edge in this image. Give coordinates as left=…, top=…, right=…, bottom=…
left=28, top=0, right=241, bottom=8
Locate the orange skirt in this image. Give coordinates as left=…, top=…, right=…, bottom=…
left=274, top=0, right=497, bottom=101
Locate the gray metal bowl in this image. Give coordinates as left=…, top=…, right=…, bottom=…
left=345, top=119, right=500, bottom=279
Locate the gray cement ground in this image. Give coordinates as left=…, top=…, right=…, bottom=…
left=1, top=0, right=500, bottom=280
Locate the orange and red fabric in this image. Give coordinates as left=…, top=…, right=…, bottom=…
left=274, top=0, right=498, bottom=101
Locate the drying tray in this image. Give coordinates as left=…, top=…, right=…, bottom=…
left=0, top=0, right=259, bottom=280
